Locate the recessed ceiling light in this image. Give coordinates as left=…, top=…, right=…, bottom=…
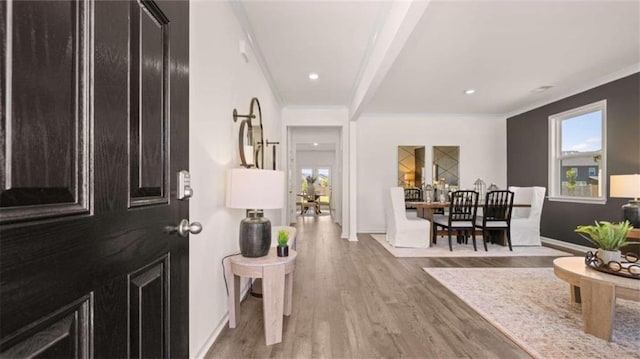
left=464, top=89, right=476, bottom=95
left=308, top=73, right=319, bottom=80
left=533, top=85, right=553, bottom=93
left=313, top=142, right=319, bottom=146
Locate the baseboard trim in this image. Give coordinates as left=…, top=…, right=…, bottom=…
left=357, top=228, right=385, bottom=234
left=541, top=236, right=592, bottom=255
left=192, top=280, right=252, bottom=359
left=193, top=313, right=228, bottom=359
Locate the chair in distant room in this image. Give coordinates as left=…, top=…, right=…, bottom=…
left=403, top=188, right=423, bottom=209
left=432, top=190, right=479, bottom=251
left=475, top=190, right=514, bottom=251
left=386, top=187, right=431, bottom=248
left=508, top=186, right=546, bottom=246
left=300, top=193, right=319, bottom=215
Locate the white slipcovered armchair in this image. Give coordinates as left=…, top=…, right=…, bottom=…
left=508, top=186, right=546, bottom=246
left=385, top=187, right=430, bottom=248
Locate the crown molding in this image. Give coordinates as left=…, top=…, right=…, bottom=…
left=283, top=105, right=349, bottom=111
left=505, top=63, right=640, bottom=119
left=230, top=0, right=283, bottom=106
left=358, top=112, right=505, bottom=120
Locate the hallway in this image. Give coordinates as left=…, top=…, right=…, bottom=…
left=207, top=216, right=552, bottom=358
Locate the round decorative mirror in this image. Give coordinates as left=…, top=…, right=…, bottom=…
left=234, top=98, right=264, bottom=168
left=250, top=98, right=264, bottom=169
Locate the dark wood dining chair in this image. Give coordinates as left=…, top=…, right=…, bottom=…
left=475, top=190, right=515, bottom=251
left=300, top=193, right=319, bottom=215
left=432, top=190, right=479, bottom=251
left=403, top=188, right=422, bottom=209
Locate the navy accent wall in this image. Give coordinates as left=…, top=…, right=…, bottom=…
left=507, top=73, right=640, bottom=246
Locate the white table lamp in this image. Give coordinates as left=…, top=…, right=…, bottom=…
left=226, top=168, right=284, bottom=257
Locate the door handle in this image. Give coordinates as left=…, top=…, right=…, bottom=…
left=165, top=219, right=203, bottom=237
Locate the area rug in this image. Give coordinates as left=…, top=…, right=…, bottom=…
left=371, top=234, right=571, bottom=257
left=423, top=267, right=640, bottom=358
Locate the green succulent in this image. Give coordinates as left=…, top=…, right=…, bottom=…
left=574, top=220, right=633, bottom=251
left=277, top=229, right=289, bottom=247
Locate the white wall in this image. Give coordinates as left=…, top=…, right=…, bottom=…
left=189, top=2, right=282, bottom=356
left=356, top=114, right=507, bottom=233
left=297, top=150, right=335, bottom=167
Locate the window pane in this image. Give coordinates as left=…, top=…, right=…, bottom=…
left=560, top=158, right=601, bottom=198
left=317, top=168, right=330, bottom=187
left=561, top=110, right=602, bottom=153
left=316, top=168, right=330, bottom=200
left=549, top=100, right=606, bottom=202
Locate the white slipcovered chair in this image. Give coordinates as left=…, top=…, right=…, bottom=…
left=385, top=187, right=430, bottom=248
left=508, top=186, right=546, bottom=246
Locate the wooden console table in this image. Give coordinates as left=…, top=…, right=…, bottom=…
left=224, top=248, right=297, bottom=345
left=553, top=256, right=640, bottom=341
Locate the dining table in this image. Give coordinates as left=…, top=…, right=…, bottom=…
left=414, top=201, right=532, bottom=246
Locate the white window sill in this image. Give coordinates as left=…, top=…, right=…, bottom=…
left=547, top=196, right=607, bottom=205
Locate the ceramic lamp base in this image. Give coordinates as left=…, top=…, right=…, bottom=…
left=239, top=211, right=271, bottom=257
left=622, top=200, right=640, bottom=228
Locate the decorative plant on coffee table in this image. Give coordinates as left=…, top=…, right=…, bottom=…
left=575, top=220, right=633, bottom=264
left=277, top=229, right=289, bottom=257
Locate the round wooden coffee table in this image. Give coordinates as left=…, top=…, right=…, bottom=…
left=553, top=256, right=640, bottom=341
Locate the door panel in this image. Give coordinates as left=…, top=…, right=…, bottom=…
left=129, top=258, right=168, bottom=359
left=1, top=0, right=91, bottom=222
left=0, top=0, right=190, bottom=357
left=129, top=0, right=169, bottom=206
left=0, top=295, right=92, bottom=358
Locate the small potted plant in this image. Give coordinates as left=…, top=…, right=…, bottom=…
left=277, top=229, right=289, bottom=257
left=574, top=220, right=633, bottom=264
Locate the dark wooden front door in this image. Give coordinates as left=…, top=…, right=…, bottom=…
left=0, top=0, right=191, bottom=357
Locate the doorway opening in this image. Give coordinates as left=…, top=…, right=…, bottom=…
left=298, top=167, right=332, bottom=217
left=286, top=126, right=343, bottom=226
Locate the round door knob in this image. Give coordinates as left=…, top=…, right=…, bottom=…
left=166, top=219, right=203, bottom=237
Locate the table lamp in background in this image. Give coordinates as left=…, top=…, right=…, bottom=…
left=226, top=168, right=285, bottom=257
left=404, top=173, right=415, bottom=188
left=610, top=174, right=640, bottom=227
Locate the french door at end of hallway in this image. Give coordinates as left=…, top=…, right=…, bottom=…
left=0, top=0, right=191, bottom=357
left=299, top=167, right=331, bottom=205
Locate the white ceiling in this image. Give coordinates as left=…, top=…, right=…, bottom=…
left=241, top=0, right=388, bottom=106
left=238, top=0, right=640, bottom=117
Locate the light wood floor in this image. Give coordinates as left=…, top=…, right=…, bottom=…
left=206, top=215, right=559, bottom=358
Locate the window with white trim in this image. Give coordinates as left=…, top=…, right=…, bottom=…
left=548, top=100, right=606, bottom=203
